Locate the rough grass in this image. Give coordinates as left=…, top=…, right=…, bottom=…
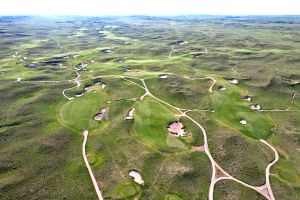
left=145, top=76, right=212, bottom=110
left=1, top=15, right=300, bottom=200
left=214, top=179, right=266, bottom=200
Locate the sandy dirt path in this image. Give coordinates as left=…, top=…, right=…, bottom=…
left=207, top=77, right=216, bottom=93
left=62, top=69, right=81, bottom=100
left=56, top=39, right=63, bottom=49
left=260, top=139, right=279, bottom=200
left=82, top=130, right=104, bottom=200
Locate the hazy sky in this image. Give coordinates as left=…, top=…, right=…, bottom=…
left=0, top=0, right=300, bottom=16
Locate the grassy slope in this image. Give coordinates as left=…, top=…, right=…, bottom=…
left=0, top=82, right=96, bottom=199
left=132, top=98, right=189, bottom=152
left=145, top=76, right=212, bottom=110
left=1, top=16, right=300, bottom=200
left=212, top=80, right=273, bottom=139
left=60, top=92, right=107, bottom=131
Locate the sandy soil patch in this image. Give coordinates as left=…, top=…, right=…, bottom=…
left=192, top=146, right=205, bottom=152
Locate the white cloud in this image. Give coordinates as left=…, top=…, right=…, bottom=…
left=0, top=0, right=299, bottom=15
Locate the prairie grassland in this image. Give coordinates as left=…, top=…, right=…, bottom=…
left=0, top=16, right=300, bottom=200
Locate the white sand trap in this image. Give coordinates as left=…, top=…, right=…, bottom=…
left=179, top=41, right=189, bottom=45
left=230, top=79, right=238, bottom=84
left=75, top=92, right=84, bottom=97
left=250, top=104, right=261, bottom=111
left=129, top=170, right=144, bottom=185
left=158, top=74, right=168, bottom=79
left=243, top=95, right=252, bottom=102
left=94, top=108, right=108, bottom=121
left=166, top=135, right=186, bottom=148
left=192, top=146, right=205, bottom=152
left=240, top=119, right=247, bottom=125
left=124, top=108, right=135, bottom=120
left=218, top=86, right=226, bottom=91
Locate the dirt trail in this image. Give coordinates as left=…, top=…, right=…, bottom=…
left=260, top=139, right=279, bottom=200
left=56, top=39, right=63, bottom=49
left=207, top=77, right=216, bottom=93
left=82, top=130, right=104, bottom=200
left=62, top=69, right=81, bottom=100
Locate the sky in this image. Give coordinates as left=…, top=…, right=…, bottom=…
left=0, top=0, right=300, bottom=16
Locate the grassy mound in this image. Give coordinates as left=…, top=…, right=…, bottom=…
left=118, top=182, right=141, bottom=198
left=145, top=76, right=212, bottom=110
left=132, top=98, right=189, bottom=152
left=59, top=92, right=107, bottom=131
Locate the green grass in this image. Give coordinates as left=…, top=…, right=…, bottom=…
left=59, top=92, right=108, bottom=131
left=212, top=80, right=273, bottom=139
left=1, top=16, right=300, bottom=200
left=132, top=97, right=189, bottom=152
left=117, top=182, right=141, bottom=198
left=145, top=76, right=212, bottom=110
left=165, top=194, right=183, bottom=200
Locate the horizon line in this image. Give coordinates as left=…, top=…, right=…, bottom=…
left=1, top=14, right=300, bottom=17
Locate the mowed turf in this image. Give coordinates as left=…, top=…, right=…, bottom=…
left=212, top=80, right=273, bottom=139
left=60, top=92, right=107, bottom=131
left=132, top=98, right=188, bottom=152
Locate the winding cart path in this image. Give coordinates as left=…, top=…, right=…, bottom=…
left=82, top=130, right=104, bottom=200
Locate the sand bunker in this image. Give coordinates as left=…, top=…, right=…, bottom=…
left=243, top=95, right=252, bottom=102
left=240, top=119, right=247, bottom=125
left=250, top=104, right=261, bottom=111
left=129, top=169, right=144, bottom=185
left=124, top=108, right=135, bottom=120
left=168, top=121, right=186, bottom=137
left=94, top=108, right=108, bottom=121
left=75, top=92, right=84, bottom=97
left=229, top=78, right=238, bottom=84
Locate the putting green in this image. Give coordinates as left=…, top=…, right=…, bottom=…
left=132, top=98, right=188, bottom=152
left=59, top=92, right=107, bottom=131
left=118, top=182, right=141, bottom=198
left=212, top=80, right=273, bottom=139
left=166, top=135, right=187, bottom=149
